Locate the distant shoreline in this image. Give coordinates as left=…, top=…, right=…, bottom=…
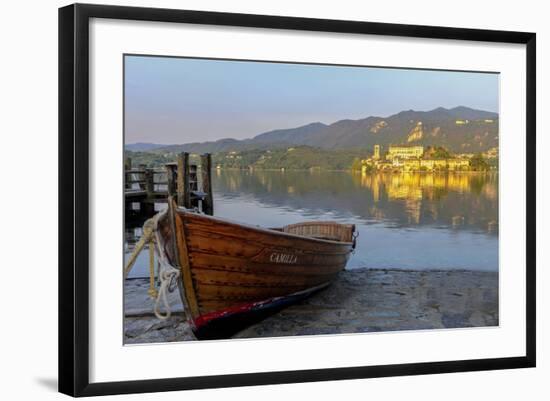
left=213, top=167, right=498, bottom=173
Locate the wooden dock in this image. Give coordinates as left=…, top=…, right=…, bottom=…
left=125, top=152, right=213, bottom=222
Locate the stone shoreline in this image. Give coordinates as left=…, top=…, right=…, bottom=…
left=124, top=268, right=498, bottom=344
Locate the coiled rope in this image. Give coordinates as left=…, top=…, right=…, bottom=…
left=152, top=219, right=180, bottom=320
left=124, top=209, right=180, bottom=320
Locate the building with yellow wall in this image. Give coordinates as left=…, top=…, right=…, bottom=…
left=483, top=147, right=499, bottom=159
left=447, top=159, right=470, bottom=171
left=378, top=157, right=470, bottom=172
left=386, top=145, right=424, bottom=160
left=420, top=159, right=448, bottom=171
left=373, top=144, right=381, bottom=160
left=361, top=144, right=471, bottom=173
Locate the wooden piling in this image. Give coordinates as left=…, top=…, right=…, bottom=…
left=124, top=156, right=132, bottom=171
left=124, top=153, right=215, bottom=218
left=138, top=164, right=147, bottom=190
left=143, top=169, right=156, bottom=215
left=165, top=163, right=177, bottom=196
left=201, top=153, right=214, bottom=215
left=177, top=152, right=190, bottom=208
left=144, top=169, right=154, bottom=199
left=189, top=164, right=198, bottom=192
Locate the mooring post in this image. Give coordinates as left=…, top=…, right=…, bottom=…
left=124, top=156, right=132, bottom=171
left=124, top=160, right=133, bottom=215
left=138, top=163, right=147, bottom=190
left=145, top=169, right=154, bottom=198
left=200, top=153, right=214, bottom=215
left=165, top=163, right=177, bottom=196
left=177, top=152, right=190, bottom=208
left=189, top=164, right=198, bottom=192
left=143, top=168, right=155, bottom=215
left=124, top=157, right=132, bottom=191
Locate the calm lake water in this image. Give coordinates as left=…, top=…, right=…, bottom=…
left=125, top=170, right=498, bottom=278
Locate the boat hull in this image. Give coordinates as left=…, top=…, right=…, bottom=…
left=192, top=283, right=330, bottom=340
left=158, top=207, right=355, bottom=338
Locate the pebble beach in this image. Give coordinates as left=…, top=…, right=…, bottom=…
left=124, top=268, right=498, bottom=344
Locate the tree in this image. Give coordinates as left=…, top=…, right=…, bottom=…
left=430, top=146, right=452, bottom=159
left=470, top=153, right=489, bottom=171
left=362, top=163, right=375, bottom=174
left=351, top=157, right=362, bottom=171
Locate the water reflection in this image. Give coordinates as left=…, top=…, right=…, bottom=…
left=213, top=170, right=498, bottom=234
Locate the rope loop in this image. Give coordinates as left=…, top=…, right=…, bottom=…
left=153, top=262, right=180, bottom=320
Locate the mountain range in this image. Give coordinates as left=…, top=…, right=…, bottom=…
left=124, top=142, right=167, bottom=152
left=126, top=106, right=499, bottom=155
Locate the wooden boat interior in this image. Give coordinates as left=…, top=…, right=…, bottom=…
left=279, top=221, right=355, bottom=243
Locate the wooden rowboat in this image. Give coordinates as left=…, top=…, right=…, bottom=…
left=156, top=201, right=356, bottom=339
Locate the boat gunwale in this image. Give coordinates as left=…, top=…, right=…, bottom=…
left=176, top=207, right=355, bottom=248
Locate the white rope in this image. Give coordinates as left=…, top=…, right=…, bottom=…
left=123, top=207, right=185, bottom=321
left=153, top=260, right=180, bottom=320
left=151, top=208, right=181, bottom=320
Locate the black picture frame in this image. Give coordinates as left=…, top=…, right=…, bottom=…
left=59, top=3, right=536, bottom=397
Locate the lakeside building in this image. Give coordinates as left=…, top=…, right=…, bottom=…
left=401, top=158, right=470, bottom=172
left=459, top=153, right=475, bottom=159
left=361, top=144, right=472, bottom=173
left=373, top=144, right=381, bottom=160
left=386, top=145, right=424, bottom=160
left=483, top=147, right=499, bottom=159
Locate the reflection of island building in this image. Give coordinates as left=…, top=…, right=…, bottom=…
left=360, top=172, right=474, bottom=203
left=405, top=199, right=421, bottom=224
left=482, top=180, right=498, bottom=201
left=386, top=175, right=423, bottom=201
left=356, top=171, right=486, bottom=226
left=359, top=174, right=382, bottom=202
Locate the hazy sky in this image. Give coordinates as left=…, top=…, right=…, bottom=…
left=124, top=55, right=499, bottom=145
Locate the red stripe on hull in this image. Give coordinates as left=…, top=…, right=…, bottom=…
left=192, top=283, right=330, bottom=329
left=194, top=297, right=282, bottom=329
